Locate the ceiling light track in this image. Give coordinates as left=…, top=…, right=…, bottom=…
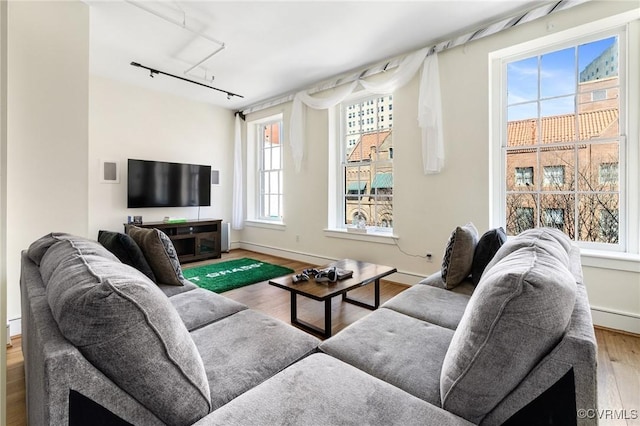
left=130, top=62, right=243, bottom=100
left=125, top=0, right=225, bottom=47
left=125, top=0, right=227, bottom=80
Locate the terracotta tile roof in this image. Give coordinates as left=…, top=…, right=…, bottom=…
left=507, top=108, right=618, bottom=147
left=348, top=131, right=391, bottom=162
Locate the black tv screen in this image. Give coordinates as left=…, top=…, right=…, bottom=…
left=127, top=159, right=211, bottom=208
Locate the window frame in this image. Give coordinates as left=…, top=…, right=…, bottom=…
left=489, top=16, right=639, bottom=256
left=246, top=113, right=285, bottom=226
left=329, top=91, right=395, bottom=236
left=257, top=119, right=284, bottom=221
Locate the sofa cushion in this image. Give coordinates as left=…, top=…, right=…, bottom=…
left=127, top=225, right=186, bottom=286
left=440, top=234, right=577, bottom=424
left=485, top=227, right=572, bottom=272
left=40, top=236, right=211, bottom=426
left=320, top=308, right=454, bottom=406
left=418, top=273, right=475, bottom=296
left=98, top=230, right=157, bottom=282
left=191, top=309, right=320, bottom=410
left=197, top=353, right=475, bottom=426
left=158, top=280, right=198, bottom=297
left=28, top=233, right=118, bottom=268
left=32, top=234, right=120, bottom=286
left=169, top=288, right=248, bottom=331
left=471, top=227, right=507, bottom=286
left=441, top=223, right=478, bottom=289
left=382, top=284, right=470, bottom=330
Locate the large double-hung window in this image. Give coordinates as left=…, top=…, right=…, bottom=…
left=257, top=119, right=283, bottom=221
left=340, top=94, right=394, bottom=231
left=494, top=22, right=638, bottom=252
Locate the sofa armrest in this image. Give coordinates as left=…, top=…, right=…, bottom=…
left=20, top=252, right=164, bottom=426
left=481, top=283, right=597, bottom=426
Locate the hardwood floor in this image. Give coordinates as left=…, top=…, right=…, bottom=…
left=6, top=249, right=640, bottom=425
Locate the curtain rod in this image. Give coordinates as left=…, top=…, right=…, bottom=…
left=240, top=0, right=588, bottom=115
left=130, top=62, right=243, bottom=99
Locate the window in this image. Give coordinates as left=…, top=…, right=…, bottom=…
left=592, top=89, right=607, bottom=101
left=543, top=208, right=565, bottom=230
left=258, top=120, right=283, bottom=221
left=497, top=29, right=629, bottom=250
left=598, top=162, right=618, bottom=184
left=514, top=207, right=534, bottom=234
left=340, top=93, right=394, bottom=231
left=543, top=165, right=565, bottom=187
left=515, top=167, right=534, bottom=186
left=599, top=208, right=619, bottom=243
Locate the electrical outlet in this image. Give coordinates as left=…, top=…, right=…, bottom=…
left=426, top=252, right=433, bottom=262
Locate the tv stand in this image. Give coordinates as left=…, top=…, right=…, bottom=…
left=125, top=219, right=222, bottom=264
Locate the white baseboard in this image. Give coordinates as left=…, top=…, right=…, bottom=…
left=8, top=317, right=21, bottom=337
left=591, top=306, right=640, bottom=334
left=237, top=241, right=430, bottom=286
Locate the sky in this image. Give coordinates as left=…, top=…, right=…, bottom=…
left=507, top=36, right=617, bottom=121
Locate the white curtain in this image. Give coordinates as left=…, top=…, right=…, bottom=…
left=231, top=114, right=244, bottom=229
left=418, top=54, right=444, bottom=174
left=288, top=48, right=443, bottom=175
left=289, top=81, right=358, bottom=172
left=359, top=47, right=429, bottom=94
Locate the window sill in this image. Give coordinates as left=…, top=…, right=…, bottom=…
left=245, top=220, right=286, bottom=231
left=323, top=228, right=397, bottom=245
left=580, top=249, right=640, bottom=273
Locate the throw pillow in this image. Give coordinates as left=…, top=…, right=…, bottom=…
left=470, top=227, right=507, bottom=286
left=127, top=226, right=186, bottom=286
left=441, top=222, right=479, bottom=289
left=98, top=230, right=157, bottom=282
left=440, top=235, right=576, bottom=424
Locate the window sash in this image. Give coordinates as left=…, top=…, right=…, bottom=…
left=258, top=120, right=283, bottom=221
left=340, top=93, right=394, bottom=230
left=496, top=26, right=629, bottom=252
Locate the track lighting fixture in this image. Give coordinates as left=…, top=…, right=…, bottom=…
left=130, top=62, right=243, bottom=100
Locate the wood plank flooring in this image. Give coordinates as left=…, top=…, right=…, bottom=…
left=6, top=249, right=640, bottom=426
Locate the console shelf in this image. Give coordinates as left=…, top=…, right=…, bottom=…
left=125, top=219, right=222, bottom=264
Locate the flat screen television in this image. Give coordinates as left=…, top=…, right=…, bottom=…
left=127, top=159, right=211, bottom=208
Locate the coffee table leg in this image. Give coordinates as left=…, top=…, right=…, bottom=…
left=290, top=292, right=332, bottom=339
left=342, top=278, right=380, bottom=310
left=374, top=278, right=380, bottom=308
left=290, top=292, right=297, bottom=324
left=324, top=299, right=332, bottom=338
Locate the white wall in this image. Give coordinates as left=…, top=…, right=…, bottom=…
left=6, top=1, right=89, bottom=326
left=88, top=76, right=236, bottom=238
left=241, top=0, right=640, bottom=333
left=1, top=0, right=7, bottom=423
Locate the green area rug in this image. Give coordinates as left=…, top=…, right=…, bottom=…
left=182, top=258, right=294, bottom=293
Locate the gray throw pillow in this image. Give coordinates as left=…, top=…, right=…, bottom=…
left=40, top=236, right=211, bottom=425
left=440, top=234, right=576, bottom=424
left=441, top=222, right=479, bottom=289
left=98, top=230, right=157, bottom=282
left=470, top=227, right=507, bottom=286
left=127, top=226, right=186, bottom=286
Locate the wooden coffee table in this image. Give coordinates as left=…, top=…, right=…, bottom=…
left=268, top=259, right=397, bottom=338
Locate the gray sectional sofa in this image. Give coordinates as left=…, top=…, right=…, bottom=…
left=20, top=227, right=597, bottom=425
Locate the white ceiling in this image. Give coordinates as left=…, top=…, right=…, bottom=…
left=88, top=0, right=546, bottom=111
